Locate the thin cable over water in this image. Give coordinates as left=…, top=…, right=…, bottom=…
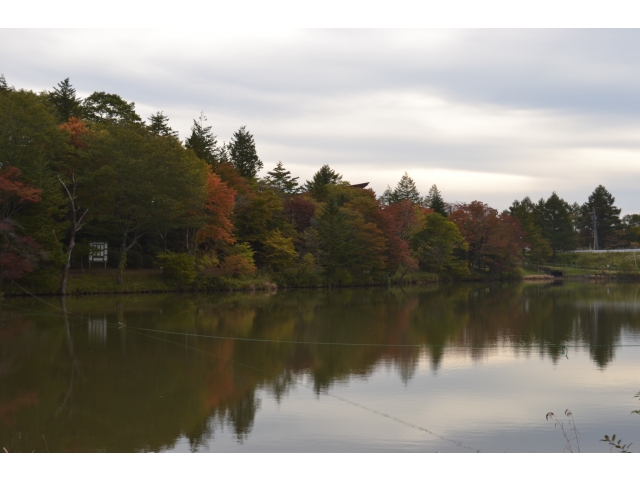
left=116, top=323, right=481, bottom=452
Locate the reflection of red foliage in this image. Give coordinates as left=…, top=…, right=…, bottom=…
left=284, top=194, right=316, bottom=232
left=0, top=320, right=33, bottom=344
left=0, top=391, right=39, bottom=427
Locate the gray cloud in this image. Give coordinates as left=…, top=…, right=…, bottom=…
left=1, top=29, right=640, bottom=212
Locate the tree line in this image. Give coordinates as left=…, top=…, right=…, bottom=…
left=1, top=74, right=638, bottom=292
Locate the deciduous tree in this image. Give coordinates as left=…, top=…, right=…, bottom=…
left=194, top=170, right=237, bottom=251
left=82, top=92, right=142, bottom=124
left=411, top=213, right=469, bottom=278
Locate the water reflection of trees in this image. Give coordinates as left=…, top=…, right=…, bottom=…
left=1, top=282, right=640, bottom=451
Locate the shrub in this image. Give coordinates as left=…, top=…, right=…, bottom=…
left=221, top=243, right=256, bottom=277
left=157, top=252, right=196, bottom=285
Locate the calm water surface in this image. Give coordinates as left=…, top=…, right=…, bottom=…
left=1, top=281, right=640, bottom=452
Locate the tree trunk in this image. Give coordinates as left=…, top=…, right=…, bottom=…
left=58, top=174, right=88, bottom=296
left=59, top=235, right=75, bottom=295
left=117, top=233, right=128, bottom=285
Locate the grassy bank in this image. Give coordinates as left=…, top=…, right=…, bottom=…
left=1, top=267, right=441, bottom=297
left=7, top=257, right=637, bottom=298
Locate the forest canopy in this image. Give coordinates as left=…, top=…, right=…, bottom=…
left=0, top=75, right=635, bottom=292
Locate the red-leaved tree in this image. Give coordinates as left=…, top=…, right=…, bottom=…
left=0, top=167, right=45, bottom=282
left=283, top=194, right=316, bottom=232
left=449, top=201, right=525, bottom=277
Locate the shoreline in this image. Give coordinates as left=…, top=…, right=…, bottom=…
left=2, top=270, right=636, bottom=298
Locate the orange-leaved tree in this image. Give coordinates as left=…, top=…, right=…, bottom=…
left=195, top=170, right=237, bottom=251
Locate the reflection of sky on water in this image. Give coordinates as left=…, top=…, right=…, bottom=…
left=164, top=345, right=640, bottom=453
left=2, top=282, right=640, bottom=452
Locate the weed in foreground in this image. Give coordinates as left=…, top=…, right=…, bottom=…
left=546, top=409, right=581, bottom=453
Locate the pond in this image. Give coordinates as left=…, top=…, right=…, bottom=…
left=1, top=281, right=640, bottom=452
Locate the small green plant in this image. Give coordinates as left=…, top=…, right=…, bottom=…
left=546, top=409, right=581, bottom=453
left=157, top=252, right=196, bottom=286
left=600, top=434, right=633, bottom=453
left=632, top=391, right=640, bottom=415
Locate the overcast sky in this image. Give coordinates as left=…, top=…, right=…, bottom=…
left=2, top=29, right=640, bottom=213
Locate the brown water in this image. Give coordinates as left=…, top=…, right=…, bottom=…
left=1, top=281, right=640, bottom=452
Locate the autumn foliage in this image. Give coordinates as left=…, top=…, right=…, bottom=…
left=0, top=167, right=44, bottom=280
left=449, top=201, right=526, bottom=277
left=195, top=170, right=237, bottom=248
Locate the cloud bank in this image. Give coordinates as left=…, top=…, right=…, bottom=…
left=2, top=29, right=639, bottom=212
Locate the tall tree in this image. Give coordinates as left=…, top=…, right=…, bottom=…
left=87, top=122, right=207, bottom=284
left=283, top=194, right=316, bottom=232
left=0, top=167, right=45, bottom=283
left=578, top=185, right=622, bottom=249
left=316, top=197, right=356, bottom=283
left=304, top=164, right=342, bottom=200
left=49, top=78, right=82, bottom=123
left=148, top=111, right=178, bottom=138
left=411, top=213, right=469, bottom=278
left=82, top=92, right=142, bottom=124
left=0, top=74, right=9, bottom=92
left=536, top=192, right=578, bottom=254
left=0, top=89, right=68, bottom=279
left=184, top=112, right=221, bottom=166
left=380, top=172, right=422, bottom=205
left=229, top=126, right=262, bottom=178
left=425, top=184, right=447, bottom=216
left=509, top=196, right=552, bottom=266
left=264, top=161, right=300, bottom=195
left=450, top=201, right=525, bottom=277
left=57, top=117, right=92, bottom=294
left=396, top=173, right=421, bottom=203
left=193, top=170, right=237, bottom=252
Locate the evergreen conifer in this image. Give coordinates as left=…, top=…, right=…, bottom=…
left=229, top=126, right=263, bottom=178
left=184, top=113, right=219, bottom=166
left=425, top=184, right=447, bottom=216
left=49, top=78, right=82, bottom=123
left=148, top=111, right=178, bottom=138
left=265, top=161, right=300, bottom=195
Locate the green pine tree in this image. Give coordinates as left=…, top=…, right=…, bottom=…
left=579, top=185, right=622, bottom=249
left=509, top=196, right=552, bottom=265
left=316, top=197, right=356, bottom=284
left=304, top=165, right=343, bottom=200
left=380, top=172, right=422, bottom=205
left=394, top=172, right=422, bottom=204
left=184, top=113, right=219, bottom=166
left=425, top=184, right=447, bottom=216
left=0, top=74, right=11, bottom=92
left=49, top=78, right=82, bottom=123
left=229, top=126, right=263, bottom=178
left=264, top=161, right=300, bottom=195
left=148, top=111, right=178, bottom=138
left=536, top=192, right=578, bottom=255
